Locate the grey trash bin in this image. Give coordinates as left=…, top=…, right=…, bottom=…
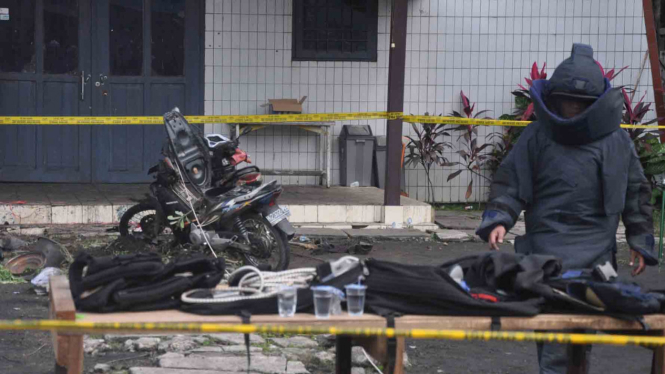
left=339, top=125, right=375, bottom=186
left=374, top=136, right=406, bottom=191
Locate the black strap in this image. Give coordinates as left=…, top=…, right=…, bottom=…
left=239, top=310, right=251, bottom=374
left=491, top=316, right=502, bottom=331
left=385, top=314, right=397, bottom=374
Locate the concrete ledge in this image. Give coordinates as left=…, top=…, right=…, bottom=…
left=294, top=228, right=350, bottom=238
left=343, top=229, right=431, bottom=239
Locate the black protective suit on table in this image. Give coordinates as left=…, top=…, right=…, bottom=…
left=476, top=73, right=658, bottom=270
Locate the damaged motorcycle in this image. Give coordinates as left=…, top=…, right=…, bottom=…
left=119, top=108, right=294, bottom=270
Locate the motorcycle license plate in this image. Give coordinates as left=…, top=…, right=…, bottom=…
left=266, top=206, right=291, bottom=226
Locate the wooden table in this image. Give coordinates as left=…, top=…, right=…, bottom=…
left=50, top=276, right=665, bottom=374
left=233, top=122, right=334, bottom=188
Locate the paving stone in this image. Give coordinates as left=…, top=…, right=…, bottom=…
left=131, top=368, right=262, bottom=374
left=314, top=351, right=335, bottom=364
left=124, top=339, right=137, bottom=352
left=208, top=333, right=266, bottom=345
left=84, top=338, right=107, bottom=354
left=314, top=334, right=335, bottom=348
left=271, top=336, right=318, bottom=348
left=351, top=347, right=376, bottom=367
left=223, top=345, right=264, bottom=353
left=352, top=368, right=366, bottom=374
left=286, top=361, right=310, bottom=374
left=94, top=363, right=111, bottom=373
left=343, top=229, right=430, bottom=239
left=104, top=334, right=174, bottom=341
left=189, top=347, right=223, bottom=353
left=158, top=336, right=197, bottom=353
left=281, top=348, right=313, bottom=361
left=160, top=355, right=287, bottom=373
left=157, top=352, right=184, bottom=360
left=135, top=337, right=161, bottom=351
left=433, top=230, right=471, bottom=242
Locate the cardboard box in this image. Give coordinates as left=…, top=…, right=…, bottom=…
left=261, top=96, right=307, bottom=114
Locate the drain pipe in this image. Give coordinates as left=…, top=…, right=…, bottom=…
left=642, top=0, right=665, bottom=142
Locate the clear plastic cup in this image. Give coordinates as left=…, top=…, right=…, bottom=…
left=278, top=286, right=297, bottom=317
left=311, top=286, right=334, bottom=319
left=345, top=284, right=367, bottom=316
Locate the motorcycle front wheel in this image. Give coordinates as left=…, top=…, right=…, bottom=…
left=119, top=203, right=165, bottom=240
left=239, top=213, right=290, bottom=270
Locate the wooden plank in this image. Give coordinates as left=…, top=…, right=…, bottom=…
left=396, top=314, right=665, bottom=331
left=50, top=275, right=76, bottom=320
left=79, top=310, right=386, bottom=328
left=49, top=275, right=83, bottom=374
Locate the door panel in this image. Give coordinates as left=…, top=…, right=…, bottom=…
left=92, top=0, right=201, bottom=183
left=0, top=0, right=91, bottom=182
left=0, top=81, right=37, bottom=171
left=0, top=0, right=201, bottom=183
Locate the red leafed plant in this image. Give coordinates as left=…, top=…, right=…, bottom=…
left=404, top=113, right=453, bottom=203
left=446, top=91, right=493, bottom=200
left=596, top=61, right=628, bottom=82
left=512, top=62, right=547, bottom=121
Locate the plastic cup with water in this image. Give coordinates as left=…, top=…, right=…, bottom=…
left=278, top=286, right=297, bottom=317
left=345, top=284, right=367, bottom=316
left=311, top=286, right=334, bottom=319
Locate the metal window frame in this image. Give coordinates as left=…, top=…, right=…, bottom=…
left=291, top=0, right=378, bottom=62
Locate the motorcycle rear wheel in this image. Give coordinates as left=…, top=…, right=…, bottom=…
left=119, top=203, right=165, bottom=240
left=239, top=213, right=290, bottom=270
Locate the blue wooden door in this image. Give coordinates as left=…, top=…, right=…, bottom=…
left=0, top=0, right=202, bottom=183
left=91, top=0, right=202, bottom=183
left=0, top=0, right=92, bottom=182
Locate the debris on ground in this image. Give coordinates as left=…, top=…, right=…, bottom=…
left=0, top=236, right=29, bottom=251
left=5, top=252, right=45, bottom=275
left=30, top=267, right=64, bottom=295
left=289, top=241, right=319, bottom=250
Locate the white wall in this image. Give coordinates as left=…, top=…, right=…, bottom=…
left=203, top=0, right=655, bottom=203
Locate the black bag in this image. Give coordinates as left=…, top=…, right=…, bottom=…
left=363, top=257, right=547, bottom=317
left=69, top=252, right=225, bottom=313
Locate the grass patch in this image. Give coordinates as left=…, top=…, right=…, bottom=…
left=0, top=267, right=26, bottom=284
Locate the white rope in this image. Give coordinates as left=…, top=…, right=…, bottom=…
left=182, top=266, right=317, bottom=304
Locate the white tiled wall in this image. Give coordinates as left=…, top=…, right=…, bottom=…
left=203, top=0, right=655, bottom=203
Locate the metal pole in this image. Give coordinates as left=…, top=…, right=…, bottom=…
left=384, top=0, right=408, bottom=206
left=659, top=189, right=664, bottom=263
left=641, top=0, right=665, bottom=143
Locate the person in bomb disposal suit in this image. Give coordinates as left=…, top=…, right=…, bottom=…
left=476, top=43, right=659, bottom=374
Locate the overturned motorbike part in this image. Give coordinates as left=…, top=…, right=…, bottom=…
left=163, top=110, right=211, bottom=190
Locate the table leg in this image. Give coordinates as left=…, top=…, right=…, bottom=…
left=336, top=335, right=353, bottom=374
left=566, top=344, right=589, bottom=374
left=393, top=337, right=406, bottom=374
left=652, top=330, right=665, bottom=374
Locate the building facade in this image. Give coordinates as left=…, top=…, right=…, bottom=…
left=0, top=0, right=656, bottom=203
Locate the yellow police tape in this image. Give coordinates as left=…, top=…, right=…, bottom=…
left=1, top=319, right=664, bottom=347
left=0, top=112, right=663, bottom=129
